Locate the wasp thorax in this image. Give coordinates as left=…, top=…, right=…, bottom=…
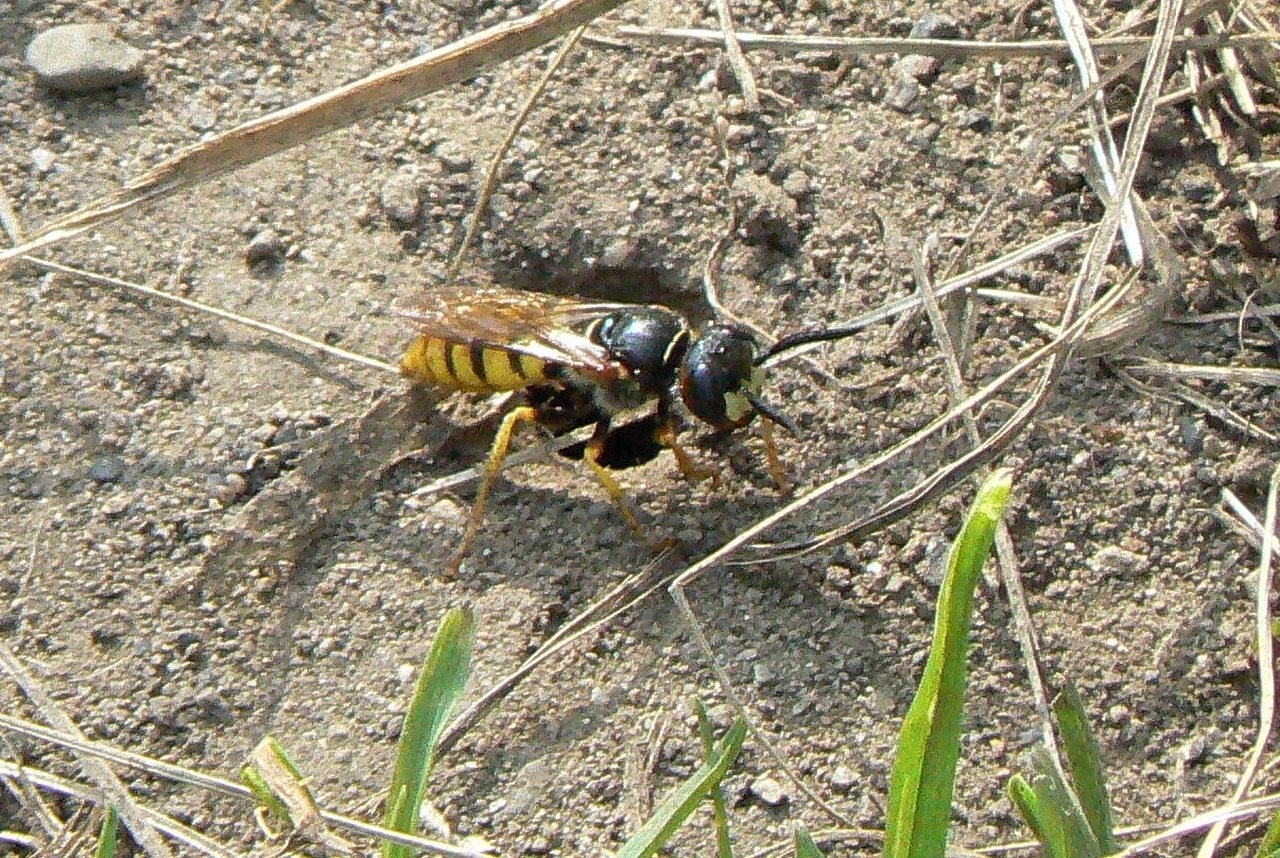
left=679, top=326, right=762, bottom=430
left=591, top=308, right=690, bottom=392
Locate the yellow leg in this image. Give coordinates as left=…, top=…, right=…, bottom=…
left=655, top=421, right=719, bottom=488
left=583, top=429, right=651, bottom=542
left=760, top=418, right=791, bottom=494
left=449, top=405, right=540, bottom=575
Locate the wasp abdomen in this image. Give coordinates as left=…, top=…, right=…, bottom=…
left=401, top=335, right=550, bottom=392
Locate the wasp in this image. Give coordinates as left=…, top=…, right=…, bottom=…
left=394, top=283, right=814, bottom=568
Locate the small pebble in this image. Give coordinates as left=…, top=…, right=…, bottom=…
left=25, top=24, right=145, bottom=94
left=731, top=172, right=800, bottom=253
left=911, top=13, right=961, bottom=40
left=1180, top=175, right=1218, bottom=203
left=434, top=140, right=473, bottom=173
left=795, top=51, right=839, bottom=70
left=99, top=494, right=131, bottom=518
left=905, top=122, right=941, bottom=153
left=187, top=105, right=218, bottom=132
left=598, top=237, right=639, bottom=268
left=245, top=229, right=287, bottom=267
left=210, top=473, right=247, bottom=505
left=1047, top=147, right=1086, bottom=194
left=1180, top=417, right=1205, bottom=454
left=894, top=54, right=940, bottom=84
left=380, top=170, right=421, bottom=226
left=885, top=79, right=920, bottom=113
left=781, top=170, right=811, bottom=198
left=831, top=765, right=857, bottom=790
left=725, top=123, right=756, bottom=146
left=30, top=148, right=56, bottom=174
left=749, top=776, right=789, bottom=806
left=1088, top=545, right=1149, bottom=579
left=958, top=108, right=992, bottom=132
left=88, top=455, right=126, bottom=484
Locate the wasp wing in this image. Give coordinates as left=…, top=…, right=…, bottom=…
left=393, top=284, right=645, bottom=376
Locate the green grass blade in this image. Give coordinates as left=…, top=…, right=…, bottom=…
left=883, top=469, right=1013, bottom=858
left=1006, top=774, right=1048, bottom=848
left=1053, top=684, right=1116, bottom=853
left=1028, top=746, right=1102, bottom=858
left=794, top=822, right=825, bottom=858
left=1255, top=807, right=1280, bottom=858
left=95, top=806, right=119, bottom=858
left=241, top=761, right=289, bottom=824
left=382, top=607, right=476, bottom=858
left=694, top=699, right=735, bottom=858
left=617, top=720, right=748, bottom=858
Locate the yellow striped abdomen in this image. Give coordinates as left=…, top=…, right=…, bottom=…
left=400, top=335, right=550, bottom=392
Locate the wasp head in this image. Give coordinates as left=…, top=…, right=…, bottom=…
left=679, top=325, right=796, bottom=433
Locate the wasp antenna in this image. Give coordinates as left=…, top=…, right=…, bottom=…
left=757, top=325, right=866, bottom=365
left=745, top=390, right=798, bottom=435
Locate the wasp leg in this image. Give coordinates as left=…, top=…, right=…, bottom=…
left=655, top=421, right=720, bottom=489
left=759, top=417, right=791, bottom=494
left=449, top=404, right=541, bottom=574
left=581, top=421, right=653, bottom=542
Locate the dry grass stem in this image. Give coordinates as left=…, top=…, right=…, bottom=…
left=25, top=257, right=399, bottom=376
left=1109, top=360, right=1279, bottom=443
left=1185, top=46, right=1231, bottom=163
left=1207, top=11, right=1260, bottom=115
left=915, top=237, right=1061, bottom=781
left=0, top=715, right=487, bottom=858
left=711, top=0, right=760, bottom=111
left=436, top=558, right=673, bottom=756
left=1053, top=0, right=1145, bottom=265
left=740, top=270, right=1144, bottom=565
left=1221, top=488, right=1273, bottom=553
left=612, top=27, right=1279, bottom=59
left=665, top=584, right=854, bottom=828
left=1113, top=793, right=1280, bottom=856
left=0, top=0, right=632, bottom=272
left=446, top=26, right=588, bottom=279
left=0, top=645, right=175, bottom=858
left=1, top=760, right=245, bottom=858
left=1195, top=465, right=1280, bottom=856
left=1173, top=302, right=1280, bottom=324
left=762, top=226, right=1094, bottom=369
left=1122, top=359, right=1280, bottom=386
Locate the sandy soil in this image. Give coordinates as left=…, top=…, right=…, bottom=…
left=3, top=1, right=1279, bottom=855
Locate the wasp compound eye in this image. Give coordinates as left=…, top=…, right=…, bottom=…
left=591, top=308, right=690, bottom=392
left=679, top=325, right=763, bottom=430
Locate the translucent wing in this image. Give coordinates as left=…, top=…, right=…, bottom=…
left=393, top=284, right=647, bottom=375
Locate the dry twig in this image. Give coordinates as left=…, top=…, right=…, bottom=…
left=0, top=0, right=633, bottom=272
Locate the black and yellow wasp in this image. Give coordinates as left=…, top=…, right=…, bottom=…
left=394, top=283, right=824, bottom=567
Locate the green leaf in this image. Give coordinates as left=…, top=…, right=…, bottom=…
left=794, top=822, right=826, bottom=858
left=1255, top=806, right=1280, bottom=858
left=1053, top=684, right=1115, bottom=853
left=883, top=469, right=1013, bottom=858
left=240, top=760, right=291, bottom=826
left=1006, top=774, right=1048, bottom=847
left=617, top=720, right=748, bottom=858
left=1028, top=746, right=1102, bottom=858
left=95, top=806, right=119, bottom=858
left=693, top=700, right=735, bottom=858
left=382, top=607, right=476, bottom=858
